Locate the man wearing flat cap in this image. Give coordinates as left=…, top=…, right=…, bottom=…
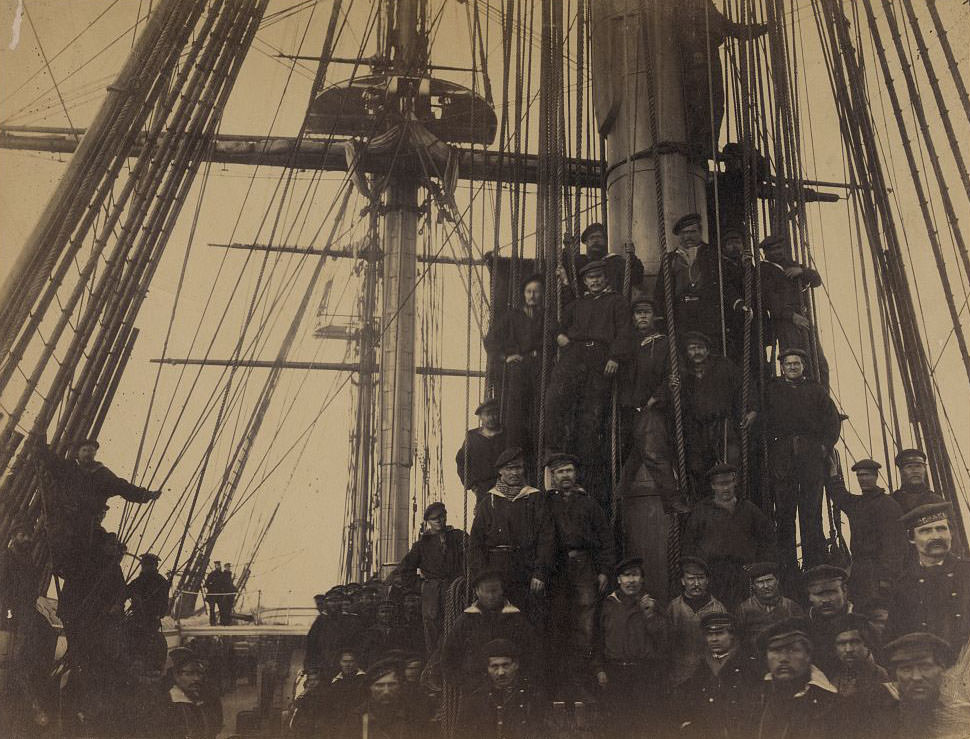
left=456, top=398, right=509, bottom=508
left=758, top=235, right=828, bottom=387
left=802, top=564, right=852, bottom=678
left=752, top=618, right=841, bottom=738
left=668, top=556, right=728, bottom=686
left=469, top=448, right=555, bottom=620
left=156, top=647, right=223, bottom=739
left=827, top=612, right=890, bottom=735
left=716, top=226, right=755, bottom=364
left=890, top=501, right=970, bottom=652
left=891, top=447, right=945, bottom=515
left=593, top=557, right=668, bottom=731
left=677, top=612, right=761, bottom=739
left=457, top=638, right=546, bottom=738
left=683, top=463, right=776, bottom=609
left=358, top=600, right=409, bottom=669
left=483, top=273, right=548, bottom=449
left=305, top=589, right=363, bottom=674
left=441, top=571, right=536, bottom=693
left=561, top=222, right=645, bottom=298
left=339, top=658, right=427, bottom=738
left=125, top=552, right=170, bottom=671
left=759, top=346, right=842, bottom=573
left=390, top=502, right=466, bottom=654
left=545, top=258, right=633, bottom=500
left=543, top=452, right=614, bottom=689
left=825, top=454, right=907, bottom=605
left=737, top=562, right=805, bottom=653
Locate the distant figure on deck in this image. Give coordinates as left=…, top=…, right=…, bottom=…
left=125, top=552, right=169, bottom=671
left=824, top=457, right=907, bottom=606
left=390, top=502, right=466, bottom=654
left=484, top=274, right=547, bottom=449
left=676, top=1, right=767, bottom=159
left=218, top=563, right=236, bottom=626
left=759, top=235, right=828, bottom=386
left=891, top=448, right=944, bottom=514
left=456, top=398, right=508, bottom=507
left=203, top=562, right=222, bottom=627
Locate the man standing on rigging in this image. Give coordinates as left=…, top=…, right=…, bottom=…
left=456, top=398, right=509, bottom=508
left=891, top=448, right=944, bottom=514
left=558, top=223, right=645, bottom=299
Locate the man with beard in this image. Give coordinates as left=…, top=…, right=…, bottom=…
left=560, top=222, right=645, bottom=297
left=339, top=658, right=425, bottom=739
left=677, top=612, right=761, bottom=739
left=544, top=452, right=614, bottom=693
left=891, top=448, right=944, bottom=514
left=683, top=463, right=776, bottom=609
left=125, top=553, right=170, bottom=671
left=391, top=502, right=466, bottom=653
left=456, top=399, right=508, bottom=507
left=803, top=564, right=852, bottom=679
left=752, top=619, right=840, bottom=739
left=890, top=501, right=970, bottom=652
left=759, top=348, right=841, bottom=572
left=457, top=639, right=546, bottom=738
left=469, top=448, right=555, bottom=618
left=156, top=647, right=223, bottom=739
left=668, top=556, right=728, bottom=687
left=736, top=562, right=805, bottom=653
left=654, top=213, right=722, bottom=339
left=827, top=613, right=889, bottom=736
left=825, top=457, right=907, bottom=605
left=484, top=273, right=547, bottom=449
left=593, top=557, right=668, bottom=734
left=304, top=589, right=362, bottom=674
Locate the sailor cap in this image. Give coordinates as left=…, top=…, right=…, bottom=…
left=899, top=501, right=952, bottom=530
left=672, top=213, right=701, bottom=235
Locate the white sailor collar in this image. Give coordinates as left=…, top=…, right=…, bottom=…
left=464, top=600, right=521, bottom=615
left=763, top=665, right=838, bottom=696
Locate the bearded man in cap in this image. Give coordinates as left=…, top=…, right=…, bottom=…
left=469, top=447, right=555, bottom=618
left=752, top=618, right=840, bottom=739
left=758, top=347, right=841, bottom=572
left=545, top=260, right=633, bottom=499
left=890, top=501, right=970, bottom=652
left=544, top=452, right=614, bottom=690
left=825, top=455, right=907, bottom=604
left=457, top=638, right=546, bottom=739
left=677, top=612, right=761, bottom=739
left=484, top=273, right=547, bottom=449
left=456, top=398, right=508, bottom=507
left=391, top=502, right=466, bottom=653
left=593, top=557, right=668, bottom=733
left=683, top=463, right=776, bottom=609
left=305, top=589, right=362, bottom=674
left=758, top=235, right=828, bottom=386
left=339, top=658, right=426, bottom=739
left=892, top=448, right=944, bottom=514
left=737, top=562, right=805, bottom=653
left=441, top=571, right=536, bottom=692
left=802, top=564, right=852, bottom=678
left=125, top=552, right=170, bottom=670
left=668, top=556, right=728, bottom=686
left=827, top=613, right=888, bottom=729
left=156, top=647, right=223, bottom=739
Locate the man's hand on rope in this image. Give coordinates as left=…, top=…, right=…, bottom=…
left=150, top=489, right=163, bottom=501
left=784, top=265, right=805, bottom=279
left=740, top=411, right=757, bottom=431
left=791, top=313, right=811, bottom=329
left=597, top=574, right=609, bottom=593
left=505, top=354, right=523, bottom=365
left=556, top=333, right=570, bottom=348
left=555, top=265, right=569, bottom=287
left=603, top=359, right=619, bottom=377
left=530, top=577, right=545, bottom=595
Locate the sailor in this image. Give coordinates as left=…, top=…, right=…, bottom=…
left=758, top=235, right=829, bottom=386
left=715, top=227, right=754, bottom=363
left=544, top=259, right=633, bottom=502
left=483, top=273, right=546, bottom=448
left=469, top=447, right=555, bottom=618
left=400, top=652, right=435, bottom=726
left=617, top=289, right=682, bottom=512
left=323, top=648, right=368, bottom=731
left=683, top=463, right=777, bottom=609
left=391, top=502, right=466, bottom=653
left=456, top=398, right=509, bottom=507
left=891, top=448, right=944, bottom=514
left=457, top=638, right=546, bottom=739
left=736, top=561, right=805, bottom=653
left=125, top=552, right=170, bottom=671
left=752, top=618, right=841, bottom=739
left=678, top=332, right=754, bottom=492
left=876, top=632, right=970, bottom=738
left=155, top=647, right=223, bottom=739
left=802, top=564, right=852, bottom=679
left=399, top=592, right=425, bottom=656
left=824, top=457, right=907, bottom=605
left=441, top=570, right=536, bottom=692
left=543, top=452, right=614, bottom=689
left=676, top=2, right=768, bottom=158
left=827, top=613, right=888, bottom=715
left=676, top=612, right=761, bottom=739
left=667, top=556, right=728, bottom=687
left=355, top=584, right=381, bottom=626
left=592, top=557, right=668, bottom=733
left=203, top=562, right=223, bottom=627
left=560, top=222, right=645, bottom=297
left=287, top=668, right=330, bottom=736
left=759, top=347, right=842, bottom=571
left=218, top=563, right=236, bottom=626
left=338, top=658, right=426, bottom=739
left=889, top=501, right=970, bottom=652
left=359, top=600, right=409, bottom=669
left=304, top=589, right=362, bottom=674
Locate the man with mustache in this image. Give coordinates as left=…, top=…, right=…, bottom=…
left=889, top=501, right=970, bottom=652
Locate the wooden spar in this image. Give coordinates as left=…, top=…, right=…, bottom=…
left=0, top=0, right=203, bottom=362
left=862, top=0, right=970, bottom=384
left=925, top=0, right=970, bottom=130
left=209, top=241, right=486, bottom=266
